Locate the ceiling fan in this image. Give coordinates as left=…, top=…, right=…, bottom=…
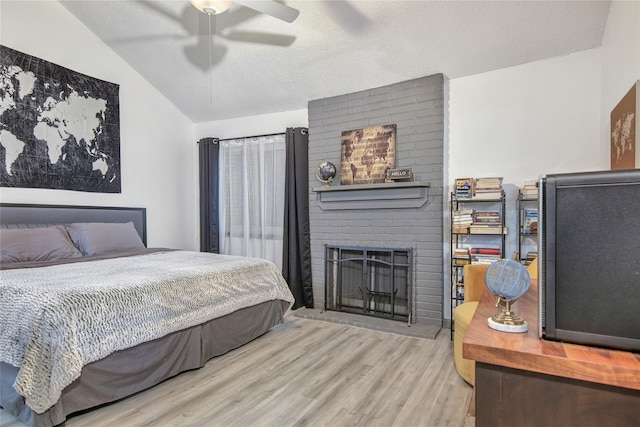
left=189, top=0, right=300, bottom=23
left=186, top=1, right=299, bottom=102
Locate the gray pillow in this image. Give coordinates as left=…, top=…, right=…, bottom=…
left=1, top=226, right=83, bottom=263
left=66, top=222, right=145, bottom=256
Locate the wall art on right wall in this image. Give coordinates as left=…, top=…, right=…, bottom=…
left=610, top=81, right=637, bottom=170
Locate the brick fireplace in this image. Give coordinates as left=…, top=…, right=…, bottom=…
left=325, top=245, right=413, bottom=323
left=307, top=75, right=445, bottom=327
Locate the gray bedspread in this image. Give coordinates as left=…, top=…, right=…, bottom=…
left=0, top=251, right=294, bottom=414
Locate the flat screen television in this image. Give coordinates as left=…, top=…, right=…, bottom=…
left=538, top=169, right=640, bottom=352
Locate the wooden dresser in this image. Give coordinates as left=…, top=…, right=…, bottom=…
left=463, top=280, right=640, bottom=427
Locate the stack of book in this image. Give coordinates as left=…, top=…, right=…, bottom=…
left=454, top=178, right=474, bottom=199
left=525, top=251, right=538, bottom=264
left=473, top=177, right=503, bottom=200
left=521, top=180, right=539, bottom=199
left=452, top=209, right=474, bottom=233
left=469, top=211, right=507, bottom=234
left=469, top=247, right=501, bottom=264
left=453, top=247, right=471, bottom=265
left=522, top=208, right=538, bottom=234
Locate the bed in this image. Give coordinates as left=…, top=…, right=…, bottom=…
left=0, top=203, right=294, bottom=427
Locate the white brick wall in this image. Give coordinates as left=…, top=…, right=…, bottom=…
left=308, top=75, right=444, bottom=326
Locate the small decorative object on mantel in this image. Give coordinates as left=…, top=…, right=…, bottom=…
left=386, top=168, right=413, bottom=182
left=315, top=161, right=337, bottom=187
left=340, top=124, right=396, bottom=185
left=484, top=259, right=530, bottom=333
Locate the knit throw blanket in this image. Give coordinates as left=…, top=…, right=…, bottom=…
left=0, top=251, right=294, bottom=414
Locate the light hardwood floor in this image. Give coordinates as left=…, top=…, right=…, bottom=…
left=1, top=316, right=474, bottom=427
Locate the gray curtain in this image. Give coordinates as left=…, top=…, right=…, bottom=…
left=198, top=137, right=219, bottom=253
left=282, top=127, right=313, bottom=309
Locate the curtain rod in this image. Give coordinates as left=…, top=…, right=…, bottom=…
left=218, top=131, right=286, bottom=142
left=198, top=128, right=308, bottom=144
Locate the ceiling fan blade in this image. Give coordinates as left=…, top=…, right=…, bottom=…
left=138, top=0, right=181, bottom=23
left=322, top=0, right=371, bottom=34
left=105, top=34, right=187, bottom=45
left=234, top=0, right=300, bottom=23
left=223, top=30, right=296, bottom=46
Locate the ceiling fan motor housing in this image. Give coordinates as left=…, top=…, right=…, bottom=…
left=190, top=0, right=232, bottom=15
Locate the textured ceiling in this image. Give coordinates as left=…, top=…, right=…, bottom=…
left=60, top=0, right=611, bottom=123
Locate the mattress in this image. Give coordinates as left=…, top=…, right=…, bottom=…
left=0, top=249, right=294, bottom=427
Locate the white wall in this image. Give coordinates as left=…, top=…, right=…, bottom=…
left=448, top=48, right=602, bottom=186
left=600, top=0, right=640, bottom=169
left=0, top=0, right=198, bottom=250
left=448, top=47, right=601, bottom=240
left=195, top=109, right=308, bottom=140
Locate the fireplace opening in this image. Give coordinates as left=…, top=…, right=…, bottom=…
left=324, top=245, right=413, bottom=324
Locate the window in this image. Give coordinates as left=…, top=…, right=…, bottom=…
left=218, top=134, right=286, bottom=269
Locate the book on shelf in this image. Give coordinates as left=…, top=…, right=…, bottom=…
left=454, top=178, right=474, bottom=199
left=472, top=191, right=502, bottom=200
left=472, top=177, right=503, bottom=199
left=522, top=208, right=538, bottom=234
left=452, top=227, right=469, bottom=234
left=454, top=213, right=474, bottom=220
left=454, top=208, right=474, bottom=215
left=453, top=208, right=474, bottom=230
left=476, top=176, right=503, bottom=183
left=475, top=177, right=503, bottom=188
left=474, top=218, right=501, bottom=224
left=469, top=247, right=501, bottom=255
left=469, top=226, right=508, bottom=234
left=453, top=247, right=471, bottom=264
left=470, top=222, right=503, bottom=228
left=473, top=219, right=501, bottom=225
left=471, top=253, right=501, bottom=264
left=521, top=180, right=539, bottom=198
left=474, top=212, right=501, bottom=226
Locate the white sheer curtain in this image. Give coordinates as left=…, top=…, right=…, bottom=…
left=218, top=134, right=286, bottom=269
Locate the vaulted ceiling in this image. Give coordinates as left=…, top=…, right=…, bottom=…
left=60, top=1, right=611, bottom=123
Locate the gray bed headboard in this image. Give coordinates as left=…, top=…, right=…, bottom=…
left=0, top=203, right=147, bottom=245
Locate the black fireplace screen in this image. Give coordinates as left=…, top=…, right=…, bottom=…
left=324, top=245, right=413, bottom=323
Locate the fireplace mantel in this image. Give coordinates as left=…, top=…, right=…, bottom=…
left=312, top=181, right=430, bottom=210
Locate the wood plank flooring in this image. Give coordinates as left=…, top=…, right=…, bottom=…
left=1, top=316, right=474, bottom=427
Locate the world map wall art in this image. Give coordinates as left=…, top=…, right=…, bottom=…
left=0, top=45, right=121, bottom=193
left=340, top=124, right=396, bottom=185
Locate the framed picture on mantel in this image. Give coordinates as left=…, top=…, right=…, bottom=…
left=340, top=124, right=396, bottom=185
left=610, top=81, right=638, bottom=170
